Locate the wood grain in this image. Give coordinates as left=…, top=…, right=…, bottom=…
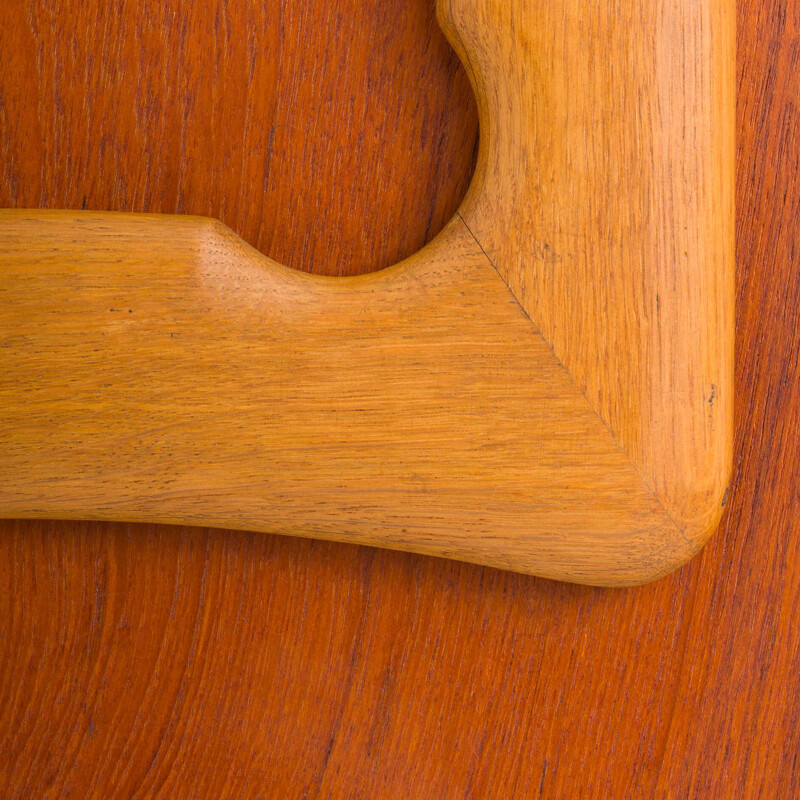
left=0, top=0, right=733, bottom=582
left=0, top=0, right=477, bottom=276
left=0, top=211, right=691, bottom=585
left=440, top=0, right=735, bottom=542
left=1, top=0, right=798, bottom=796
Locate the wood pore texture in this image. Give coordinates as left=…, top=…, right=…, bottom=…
left=0, top=0, right=797, bottom=797
left=0, top=0, right=732, bottom=584
left=442, top=0, right=734, bottom=543
left=0, top=211, right=693, bottom=585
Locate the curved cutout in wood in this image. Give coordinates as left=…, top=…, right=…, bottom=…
left=0, top=0, right=734, bottom=585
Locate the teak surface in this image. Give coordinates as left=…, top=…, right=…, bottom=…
left=0, top=0, right=733, bottom=584
left=1, top=0, right=798, bottom=796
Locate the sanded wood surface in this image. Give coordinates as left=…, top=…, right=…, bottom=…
left=0, top=0, right=733, bottom=583
left=0, top=211, right=692, bottom=585
left=0, top=0, right=477, bottom=277
left=441, top=0, right=735, bottom=542
left=1, top=0, right=798, bottom=796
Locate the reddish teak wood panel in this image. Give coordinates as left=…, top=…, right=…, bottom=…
left=0, top=0, right=797, bottom=796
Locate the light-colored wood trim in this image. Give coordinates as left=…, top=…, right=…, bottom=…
left=0, top=0, right=733, bottom=585
left=438, top=0, right=735, bottom=548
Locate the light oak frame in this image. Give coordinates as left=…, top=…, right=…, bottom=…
left=0, top=0, right=734, bottom=585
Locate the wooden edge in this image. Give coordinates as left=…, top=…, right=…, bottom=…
left=437, top=0, right=734, bottom=555
left=0, top=0, right=733, bottom=585
left=1, top=209, right=699, bottom=586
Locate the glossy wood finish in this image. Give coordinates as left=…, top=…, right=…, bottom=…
left=1, top=0, right=798, bottom=795
left=0, top=0, right=733, bottom=583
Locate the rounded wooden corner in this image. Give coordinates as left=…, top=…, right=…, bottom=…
left=1, top=0, right=734, bottom=585
left=0, top=210, right=723, bottom=586
left=436, top=0, right=735, bottom=581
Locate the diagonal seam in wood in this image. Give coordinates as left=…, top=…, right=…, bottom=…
left=455, top=211, right=693, bottom=548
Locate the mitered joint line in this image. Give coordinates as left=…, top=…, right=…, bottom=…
left=454, top=211, right=692, bottom=547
